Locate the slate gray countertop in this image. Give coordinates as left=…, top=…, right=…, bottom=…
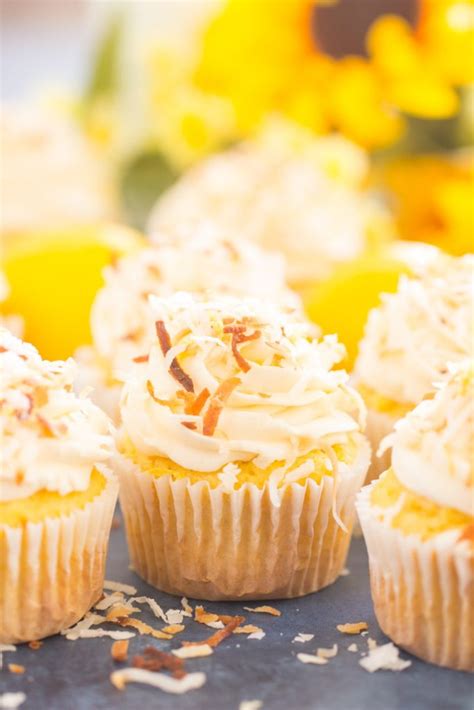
left=2, top=521, right=472, bottom=710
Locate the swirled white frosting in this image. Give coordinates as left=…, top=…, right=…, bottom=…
left=355, top=254, right=474, bottom=404
left=0, top=329, right=113, bottom=501
left=90, top=231, right=300, bottom=380
left=0, top=104, right=114, bottom=234
left=120, top=293, right=366, bottom=472
left=148, top=136, right=380, bottom=286
left=383, top=361, right=474, bottom=516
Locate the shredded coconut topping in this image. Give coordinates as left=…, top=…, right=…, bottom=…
left=120, top=293, right=366, bottom=474
left=0, top=329, right=113, bottom=501
left=356, top=254, right=474, bottom=404
left=383, top=360, right=474, bottom=516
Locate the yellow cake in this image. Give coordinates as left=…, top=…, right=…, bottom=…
left=354, top=253, right=473, bottom=482
left=357, top=361, right=474, bottom=671
left=114, top=293, right=370, bottom=600
left=0, top=330, right=118, bottom=643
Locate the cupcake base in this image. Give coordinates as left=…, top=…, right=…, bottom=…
left=357, top=485, right=473, bottom=671
left=0, top=467, right=118, bottom=644
left=116, top=443, right=370, bottom=601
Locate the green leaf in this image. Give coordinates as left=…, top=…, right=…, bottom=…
left=120, top=151, right=179, bottom=230
left=84, top=13, right=123, bottom=104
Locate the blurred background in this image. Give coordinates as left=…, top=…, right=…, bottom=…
left=1, top=0, right=472, bottom=362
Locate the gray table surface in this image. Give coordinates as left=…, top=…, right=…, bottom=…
left=2, top=518, right=472, bottom=710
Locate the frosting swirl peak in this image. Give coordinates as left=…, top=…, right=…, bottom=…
left=120, top=293, right=366, bottom=472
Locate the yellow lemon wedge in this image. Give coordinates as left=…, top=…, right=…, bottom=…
left=2, top=223, right=145, bottom=360
left=304, top=253, right=412, bottom=370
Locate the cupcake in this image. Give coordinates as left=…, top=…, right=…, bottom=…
left=76, top=231, right=300, bottom=421
left=114, top=293, right=370, bottom=600
left=357, top=361, right=474, bottom=671
left=147, top=126, right=390, bottom=293
left=0, top=330, right=118, bottom=643
left=354, top=253, right=473, bottom=482
left=0, top=104, right=116, bottom=240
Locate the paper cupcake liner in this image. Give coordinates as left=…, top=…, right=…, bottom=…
left=115, top=442, right=370, bottom=601
left=357, top=485, right=473, bottom=671
left=0, top=466, right=119, bottom=644
left=364, top=407, right=398, bottom=483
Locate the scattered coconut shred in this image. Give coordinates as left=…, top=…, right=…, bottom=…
left=359, top=641, right=411, bottom=673
left=292, top=634, right=314, bottom=644
left=337, top=621, right=368, bottom=635
left=0, top=693, right=26, bottom=709
left=243, top=606, right=281, bottom=617
left=239, top=701, right=263, bottom=710
left=110, top=668, right=207, bottom=694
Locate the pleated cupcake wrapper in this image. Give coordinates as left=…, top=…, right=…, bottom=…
left=364, top=407, right=398, bottom=483
left=357, top=485, right=473, bottom=671
left=0, top=466, right=119, bottom=644
left=116, top=442, right=370, bottom=601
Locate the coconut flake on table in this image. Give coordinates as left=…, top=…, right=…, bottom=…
left=94, top=591, right=125, bottom=610
left=61, top=612, right=106, bottom=640
left=239, top=701, right=263, bottom=710
left=359, top=642, right=412, bottom=673
left=292, top=634, right=315, bottom=644
left=0, top=693, right=26, bottom=709
left=73, top=629, right=135, bottom=640
left=129, top=596, right=168, bottom=623
left=110, top=668, right=207, bottom=693
left=317, top=644, right=338, bottom=659
left=297, top=653, right=328, bottom=665
left=243, top=606, right=281, bottom=617
left=247, top=631, right=266, bottom=640
left=104, top=580, right=137, bottom=595
left=166, top=609, right=184, bottom=625
left=347, top=643, right=358, bottom=652
left=172, top=644, right=214, bottom=659
left=181, top=597, right=193, bottom=617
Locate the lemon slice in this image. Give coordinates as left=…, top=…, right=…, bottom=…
left=304, top=253, right=412, bottom=370
left=2, top=223, right=144, bottom=359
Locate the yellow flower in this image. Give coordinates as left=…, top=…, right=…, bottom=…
left=378, top=152, right=474, bottom=255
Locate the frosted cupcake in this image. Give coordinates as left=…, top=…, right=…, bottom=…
left=148, top=128, right=390, bottom=292
left=76, top=232, right=300, bottom=420
left=357, top=361, right=474, bottom=671
left=354, top=253, right=473, bottom=482
left=0, top=330, right=118, bottom=643
left=0, top=104, right=115, bottom=240
left=114, top=293, right=370, bottom=600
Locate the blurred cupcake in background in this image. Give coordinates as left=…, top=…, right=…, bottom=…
left=148, top=121, right=393, bottom=294
left=77, top=231, right=301, bottom=421
left=114, top=293, right=370, bottom=600
left=0, top=329, right=118, bottom=643
left=357, top=360, right=474, bottom=671
left=0, top=104, right=116, bottom=240
left=354, top=253, right=474, bottom=482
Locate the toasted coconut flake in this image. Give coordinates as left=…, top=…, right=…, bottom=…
left=62, top=612, right=105, bottom=640
left=162, top=624, right=185, bottom=635
left=185, top=388, right=210, bottom=415
left=317, top=644, right=338, bottom=659
left=339, top=567, right=350, bottom=576
left=337, top=622, right=368, bottom=635
left=27, top=641, right=42, bottom=651
left=194, top=606, right=224, bottom=629
left=130, top=596, right=168, bottom=623
left=243, top=606, right=281, bottom=617
left=104, top=580, right=137, bottom=596
left=230, top=329, right=260, bottom=373
left=183, top=616, right=244, bottom=648
left=166, top=609, right=184, bottom=625
left=132, top=647, right=186, bottom=678
left=239, top=701, right=262, bottom=710
left=156, top=320, right=194, bottom=393
left=0, top=692, right=27, bottom=709
left=113, top=617, right=172, bottom=640
left=172, top=645, right=213, bottom=659
left=292, top=633, right=314, bottom=644
left=203, top=377, right=240, bottom=436
left=111, top=640, right=129, bottom=663
left=132, top=354, right=149, bottom=363
left=247, top=631, right=266, bottom=640
left=347, top=643, right=358, bottom=652
left=7, top=665, right=24, bottom=675
left=359, top=642, right=412, bottom=673
left=106, top=604, right=140, bottom=621
left=110, top=668, right=206, bottom=694
left=182, top=421, right=197, bottom=430
left=367, top=637, right=378, bottom=650
left=36, top=414, right=55, bottom=438
left=297, top=653, right=328, bottom=665
left=233, top=625, right=262, bottom=635
left=95, top=592, right=125, bottom=611
left=181, top=598, right=193, bottom=617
